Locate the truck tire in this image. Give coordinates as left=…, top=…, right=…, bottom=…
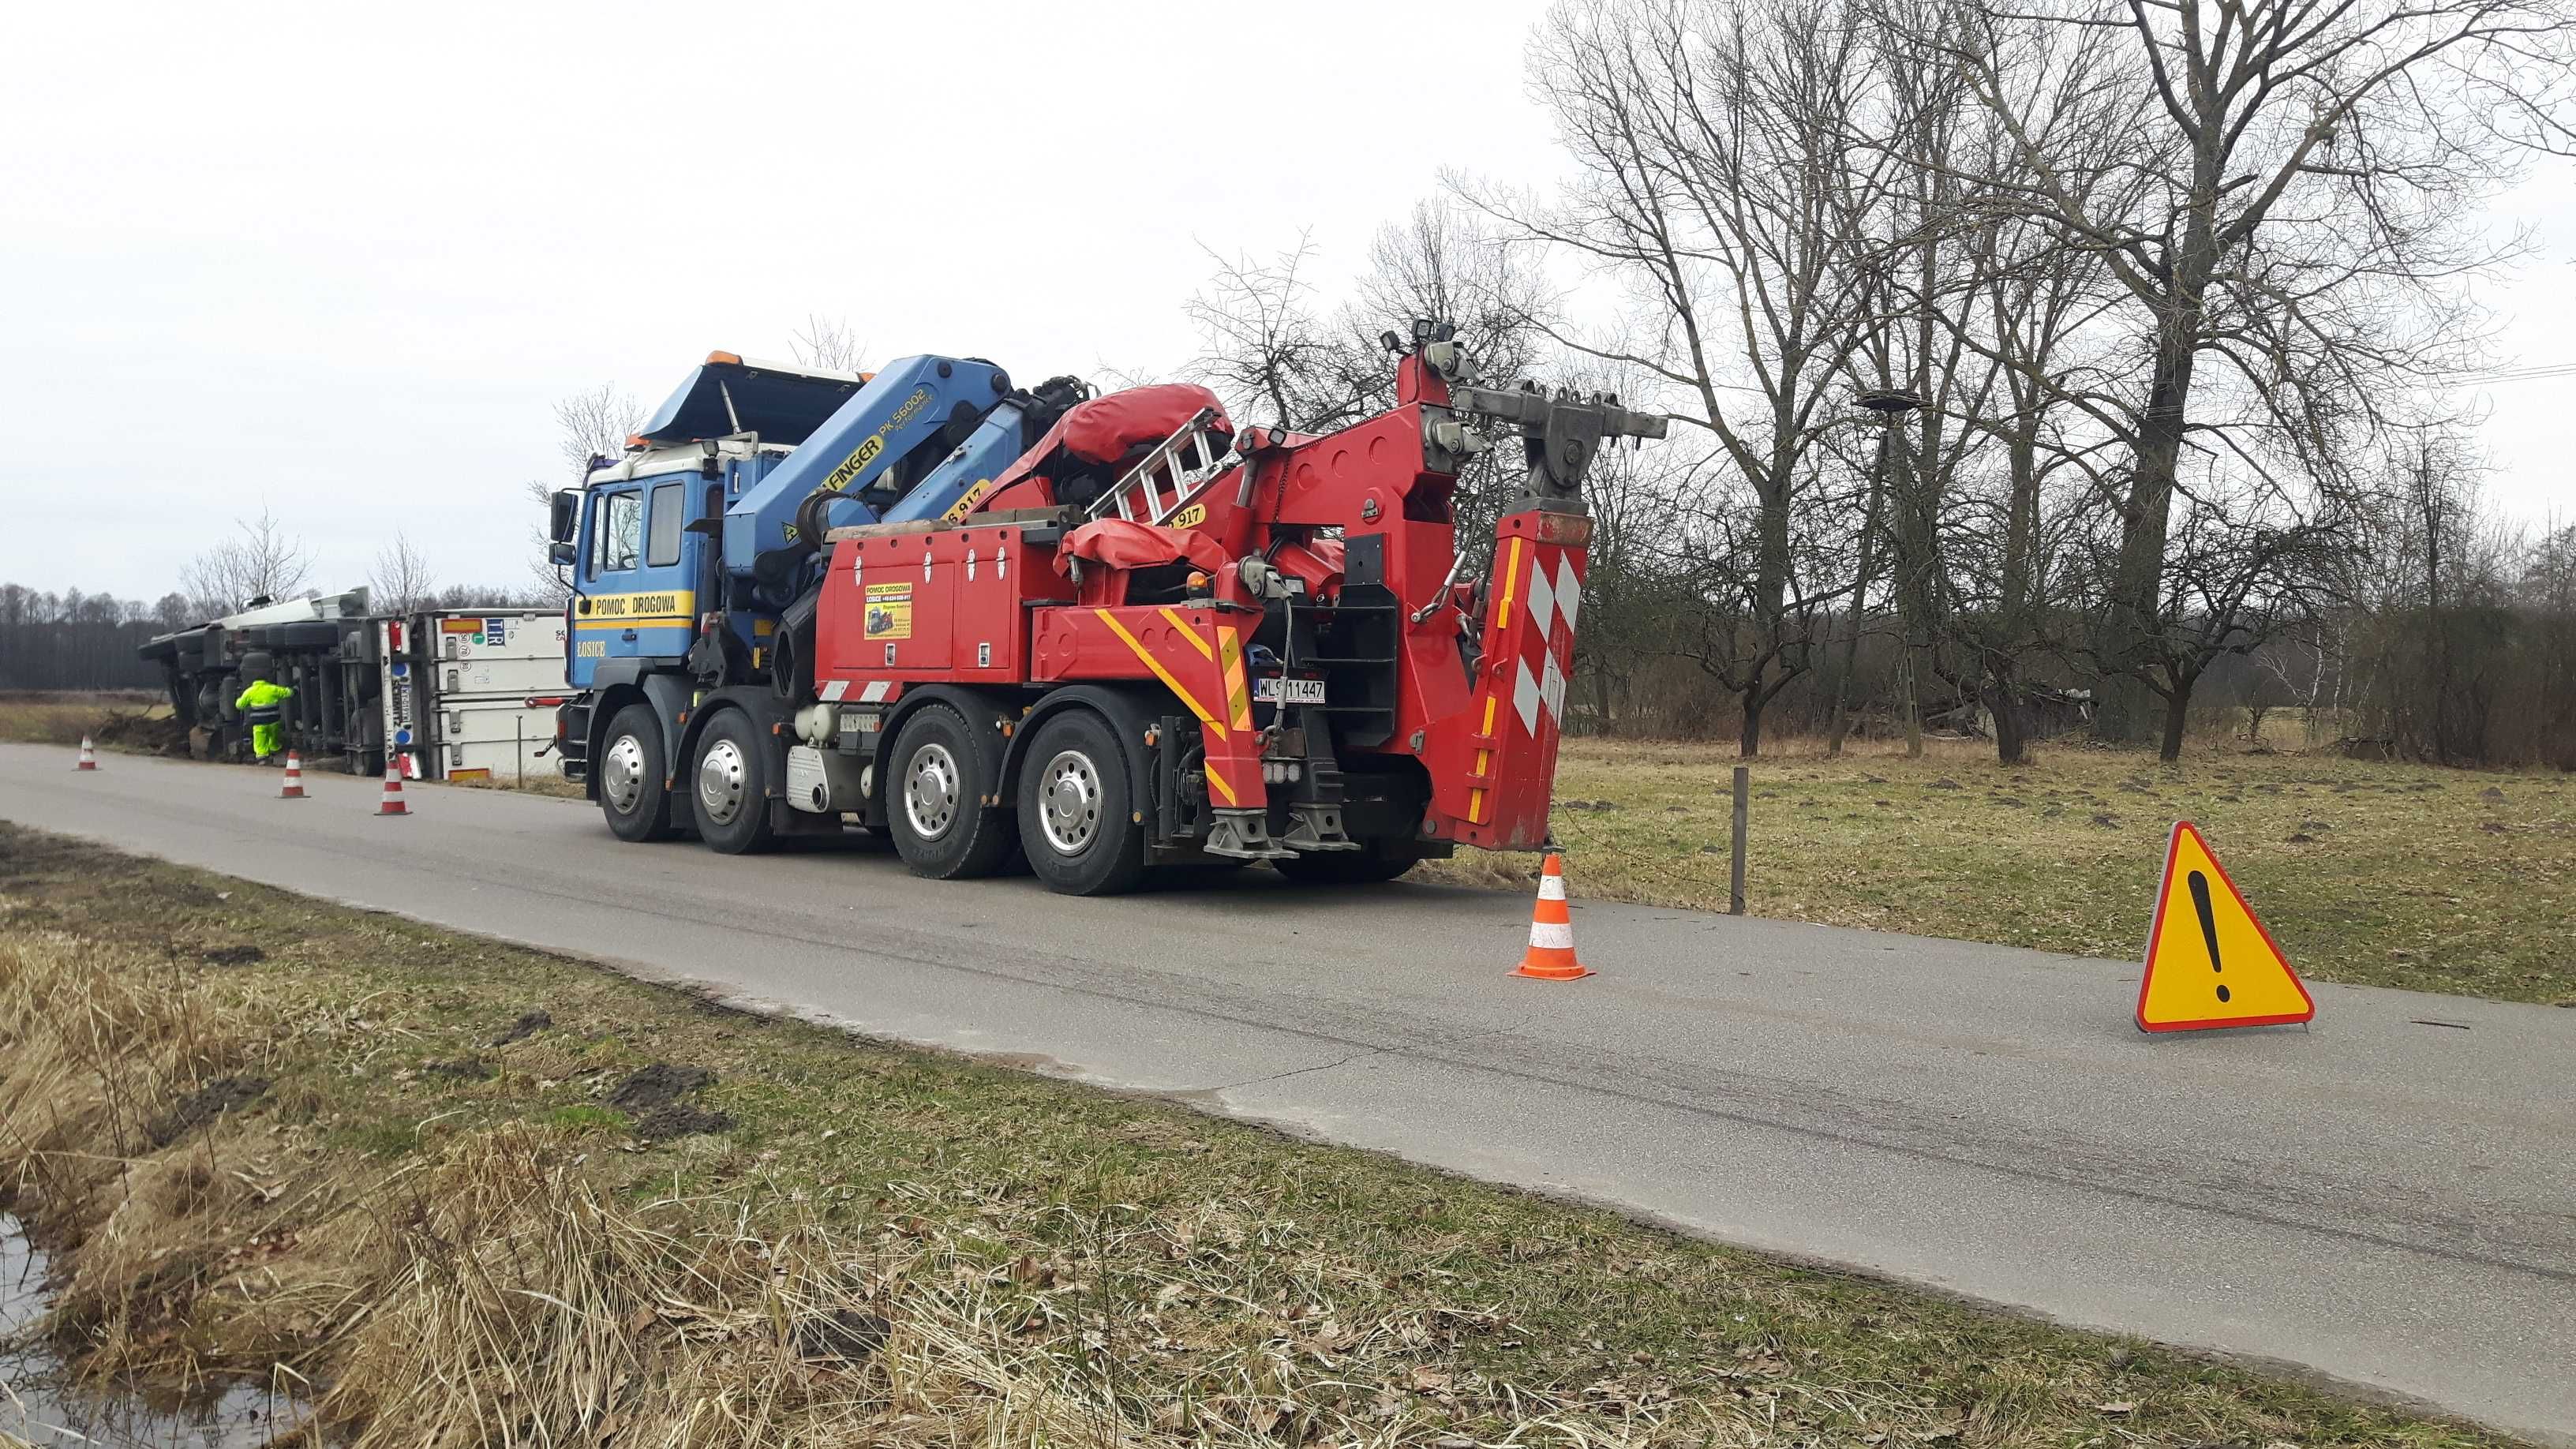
left=598, top=703, right=679, bottom=843
left=1015, top=709, right=1150, bottom=896
left=687, top=709, right=777, bottom=855
left=1274, top=839, right=1425, bottom=885
left=886, top=706, right=1016, bottom=879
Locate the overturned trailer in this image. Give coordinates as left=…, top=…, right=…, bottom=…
left=138, top=593, right=571, bottom=781
left=138, top=590, right=376, bottom=763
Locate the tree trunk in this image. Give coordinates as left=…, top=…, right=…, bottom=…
left=1743, top=456, right=1796, bottom=761
left=2095, top=251, right=2208, bottom=745
left=2159, top=680, right=2192, bottom=763
left=1899, top=648, right=1923, bottom=758
left=1887, top=425, right=1938, bottom=764
left=1828, top=438, right=1889, bottom=757
left=1995, top=421, right=2042, bottom=768
left=1992, top=685, right=2029, bottom=766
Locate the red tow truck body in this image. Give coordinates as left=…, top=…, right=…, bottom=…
left=795, top=341, right=1662, bottom=888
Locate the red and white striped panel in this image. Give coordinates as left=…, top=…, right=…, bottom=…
left=1508, top=545, right=1584, bottom=739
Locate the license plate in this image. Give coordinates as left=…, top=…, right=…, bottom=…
left=1253, top=677, right=1327, bottom=706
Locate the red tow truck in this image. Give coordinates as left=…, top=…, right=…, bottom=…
left=554, top=324, right=1664, bottom=893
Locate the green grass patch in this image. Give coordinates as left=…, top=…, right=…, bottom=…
left=1423, top=736, right=2576, bottom=1004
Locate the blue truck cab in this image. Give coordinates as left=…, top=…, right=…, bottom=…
left=545, top=350, right=1089, bottom=848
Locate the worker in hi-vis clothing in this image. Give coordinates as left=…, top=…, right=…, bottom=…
left=234, top=666, right=294, bottom=762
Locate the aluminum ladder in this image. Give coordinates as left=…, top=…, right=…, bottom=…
left=1084, top=407, right=1237, bottom=526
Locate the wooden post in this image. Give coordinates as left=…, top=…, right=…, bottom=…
left=1729, top=765, right=1749, bottom=916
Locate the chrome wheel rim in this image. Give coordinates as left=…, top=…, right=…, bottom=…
left=904, top=742, right=961, bottom=841
left=696, top=737, right=747, bottom=826
left=602, top=732, right=648, bottom=814
left=1035, top=748, right=1103, bottom=856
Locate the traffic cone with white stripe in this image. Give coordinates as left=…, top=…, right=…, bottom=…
left=75, top=736, right=99, bottom=770
left=1514, top=852, right=1592, bottom=980
left=375, top=761, right=408, bottom=816
left=279, top=751, right=305, bottom=799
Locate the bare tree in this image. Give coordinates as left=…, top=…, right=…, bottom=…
left=1185, top=234, right=1380, bottom=432
left=2339, top=420, right=2523, bottom=761
left=2076, top=465, right=2344, bottom=760
left=790, top=314, right=871, bottom=373
left=1938, top=0, right=2576, bottom=742
left=1473, top=0, right=1896, bottom=754
left=1355, top=200, right=1559, bottom=546
left=554, top=382, right=644, bottom=479
left=368, top=530, right=437, bottom=615
left=178, top=509, right=315, bottom=617
left=526, top=384, right=646, bottom=602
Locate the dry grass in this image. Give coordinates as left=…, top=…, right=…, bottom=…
left=0, top=691, right=170, bottom=749
left=1420, top=733, right=2576, bottom=1005
left=0, top=823, right=2529, bottom=1449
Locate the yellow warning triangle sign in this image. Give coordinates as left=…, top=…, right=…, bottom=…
left=2137, top=821, right=2315, bottom=1033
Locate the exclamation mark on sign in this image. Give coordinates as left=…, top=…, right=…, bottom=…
left=2188, top=871, right=2229, bottom=1003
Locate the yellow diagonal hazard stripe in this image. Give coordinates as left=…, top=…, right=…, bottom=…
left=1095, top=609, right=1225, bottom=740
left=1217, top=625, right=1252, bottom=731
left=1496, top=536, right=1525, bottom=631
left=1157, top=608, right=1215, bottom=660
left=1204, top=759, right=1237, bottom=806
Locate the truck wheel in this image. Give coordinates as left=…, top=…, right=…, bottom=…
left=687, top=710, right=777, bottom=855
left=1275, top=839, right=1424, bottom=885
left=598, top=703, right=678, bottom=843
left=886, top=706, right=1016, bottom=879
left=1016, top=710, right=1150, bottom=896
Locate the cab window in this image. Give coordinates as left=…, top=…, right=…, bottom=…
left=593, top=491, right=641, bottom=575
left=646, top=482, right=685, bottom=567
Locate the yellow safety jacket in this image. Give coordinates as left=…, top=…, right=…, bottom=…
left=234, top=680, right=295, bottom=727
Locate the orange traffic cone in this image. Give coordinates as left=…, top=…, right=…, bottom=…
left=375, top=762, right=408, bottom=817
left=75, top=736, right=98, bottom=770
left=1514, top=852, right=1592, bottom=980
left=280, top=751, right=305, bottom=799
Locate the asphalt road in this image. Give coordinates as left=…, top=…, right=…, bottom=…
left=6, top=743, right=2571, bottom=1441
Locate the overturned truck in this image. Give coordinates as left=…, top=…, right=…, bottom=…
left=138, top=593, right=571, bottom=782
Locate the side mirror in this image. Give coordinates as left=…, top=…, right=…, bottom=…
left=549, top=541, right=577, bottom=566
left=548, top=489, right=579, bottom=544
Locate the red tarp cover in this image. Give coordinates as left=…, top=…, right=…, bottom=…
left=1056, top=519, right=1229, bottom=578
left=1060, top=384, right=1230, bottom=466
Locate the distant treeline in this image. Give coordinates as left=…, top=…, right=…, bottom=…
left=0, top=586, right=188, bottom=692
left=0, top=582, right=553, bottom=694
left=0, top=622, right=165, bottom=692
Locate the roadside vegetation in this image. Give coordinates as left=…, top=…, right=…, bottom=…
left=1432, top=733, right=2575, bottom=1005
left=0, top=691, right=170, bottom=749
left=0, top=824, right=2531, bottom=1448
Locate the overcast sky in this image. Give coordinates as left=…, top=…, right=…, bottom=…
left=4, top=2, right=2567, bottom=605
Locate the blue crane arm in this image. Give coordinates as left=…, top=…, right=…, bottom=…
left=877, top=394, right=1046, bottom=526
left=721, top=354, right=1011, bottom=578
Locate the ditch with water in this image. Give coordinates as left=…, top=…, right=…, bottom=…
left=2, top=1212, right=311, bottom=1447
